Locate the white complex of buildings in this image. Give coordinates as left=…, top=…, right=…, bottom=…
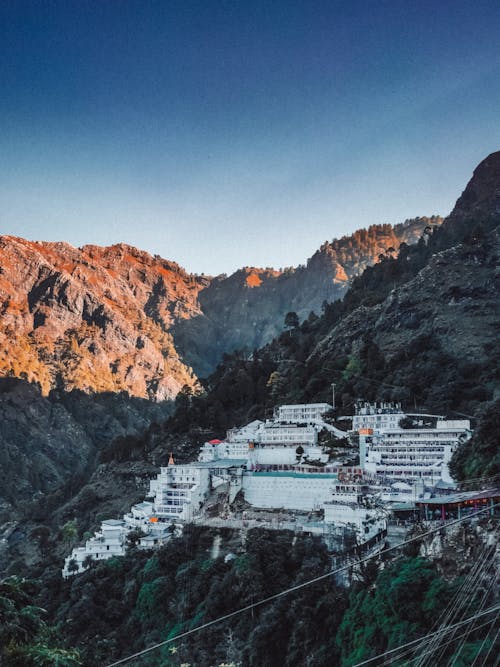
left=63, top=400, right=470, bottom=576
left=63, top=458, right=243, bottom=576
left=358, top=414, right=471, bottom=485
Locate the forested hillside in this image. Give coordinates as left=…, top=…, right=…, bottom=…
left=3, top=523, right=497, bottom=667
left=162, top=152, right=500, bottom=482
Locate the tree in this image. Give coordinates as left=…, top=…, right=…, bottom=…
left=0, top=576, right=81, bottom=666
left=61, top=520, right=77, bottom=546
left=82, top=555, right=94, bottom=570
left=67, top=559, right=79, bottom=575
left=284, top=311, right=299, bottom=329
left=21, top=644, right=82, bottom=666
left=126, top=528, right=146, bottom=549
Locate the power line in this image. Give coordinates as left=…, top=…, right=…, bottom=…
left=103, top=503, right=499, bottom=667
left=349, top=604, right=500, bottom=667
left=373, top=616, right=500, bottom=667
left=413, top=528, right=499, bottom=667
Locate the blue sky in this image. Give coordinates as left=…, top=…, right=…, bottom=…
left=1, top=0, right=499, bottom=274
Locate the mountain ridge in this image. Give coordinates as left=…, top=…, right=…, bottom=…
left=0, top=217, right=438, bottom=396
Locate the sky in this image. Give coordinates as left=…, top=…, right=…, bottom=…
left=1, top=0, right=500, bottom=275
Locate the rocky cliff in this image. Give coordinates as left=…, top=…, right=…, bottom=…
left=0, top=219, right=435, bottom=393
left=172, top=217, right=442, bottom=376
left=0, top=238, right=206, bottom=400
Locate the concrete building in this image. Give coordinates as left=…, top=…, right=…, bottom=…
left=242, top=470, right=338, bottom=510
left=359, top=420, right=471, bottom=485
left=250, top=443, right=328, bottom=466
left=199, top=439, right=250, bottom=462
left=226, top=420, right=262, bottom=443
left=323, top=483, right=387, bottom=545
left=275, top=403, right=332, bottom=423
left=255, top=421, right=318, bottom=445
left=149, top=464, right=211, bottom=522
left=352, top=401, right=443, bottom=432
left=63, top=519, right=127, bottom=576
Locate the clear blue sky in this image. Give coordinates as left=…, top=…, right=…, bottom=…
left=1, top=0, right=499, bottom=275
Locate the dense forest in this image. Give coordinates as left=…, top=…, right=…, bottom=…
left=2, top=525, right=498, bottom=666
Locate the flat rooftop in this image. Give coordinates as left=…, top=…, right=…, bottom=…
left=416, top=488, right=500, bottom=505
left=196, top=459, right=247, bottom=468
left=246, top=471, right=338, bottom=479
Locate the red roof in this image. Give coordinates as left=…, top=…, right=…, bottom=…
left=208, top=439, right=223, bottom=444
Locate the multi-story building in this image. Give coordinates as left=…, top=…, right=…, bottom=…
left=359, top=419, right=471, bottom=485
left=352, top=401, right=443, bottom=432
left=149, top=464, right=211, bottom=522
left=199, top=439, right=251, bottom=462
left=275, top=403, right=332, bottom=423
left=255, top=421, right=318, bottom=445
left=323, top=482, right=387, bottom=545
left=63, top=519, right=127, bottom=576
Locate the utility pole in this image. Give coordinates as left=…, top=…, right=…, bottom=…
left=331, top=383, right=336, bottom=410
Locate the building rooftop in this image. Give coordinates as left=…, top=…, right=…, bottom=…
left=416, top=488, right=500, bottom=505
left=133, top=502, right=154, bottom=511
left=247, top=471, right=338, bottom=479
left=102, top=519, right=125, bottom=526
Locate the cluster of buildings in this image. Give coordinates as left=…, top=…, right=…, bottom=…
left=63, top=400, right=474, bottom=577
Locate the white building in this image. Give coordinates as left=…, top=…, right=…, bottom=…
left=255, top=421, right=318, bottom=445
left=242, top=470, right=338, bottom=511
left=359, top=419, right=471, bottom=485
left=149, top=464, right=211, bottom=522
left=323, top=483, right=387, bottom=546
left=249, top=443, right=328, bottom=466
left=352, top=401, right=443, bottom=432
left=63, top=519, right=127, bottom=576
left=226, top=420, right=263, bottom=443
left=275, top=403, right=332, bottom=423
left=199, top=439, right=250, bottom=462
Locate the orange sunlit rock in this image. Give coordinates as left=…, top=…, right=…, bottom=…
left=245, top=272, right=262, bottom=287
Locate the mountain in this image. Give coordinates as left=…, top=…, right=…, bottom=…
left=172, top=217, right=442, bottom=376
left=0, top=238, right=205, bottom=400
left=0, top=219, right=437, bottom=397
left=164, top=152, right=500, bottom=480
left=1, top=152, right=497, bottom=582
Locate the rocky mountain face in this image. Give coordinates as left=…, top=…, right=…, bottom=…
left=0, top=238, right=206, bottom=400
left=172, top=216, right=442, bottom=376
left=0, top=218, right=436, bottom=396
left=0, top=378, right=171, bottom=527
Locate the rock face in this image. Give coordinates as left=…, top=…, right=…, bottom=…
left=313, top=224, right=499, bottom=371
left=0, top=219, right=436, bottom=392
left=0, top=377, right=172, bottom=526
left=0, top=238, right=205, bottom=400
left=447, top=151, right=500, bottom=222
left=171, top=217, right=441, bottom=376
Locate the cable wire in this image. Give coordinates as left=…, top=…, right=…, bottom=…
left=103, top=503, right=499, bottom=667
left=348, top=604, right=500, bottom=667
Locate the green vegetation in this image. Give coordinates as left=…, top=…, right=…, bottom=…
left=12, top=527, right=492, bottom=666
left=0, top=576, right=81, bottom=666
